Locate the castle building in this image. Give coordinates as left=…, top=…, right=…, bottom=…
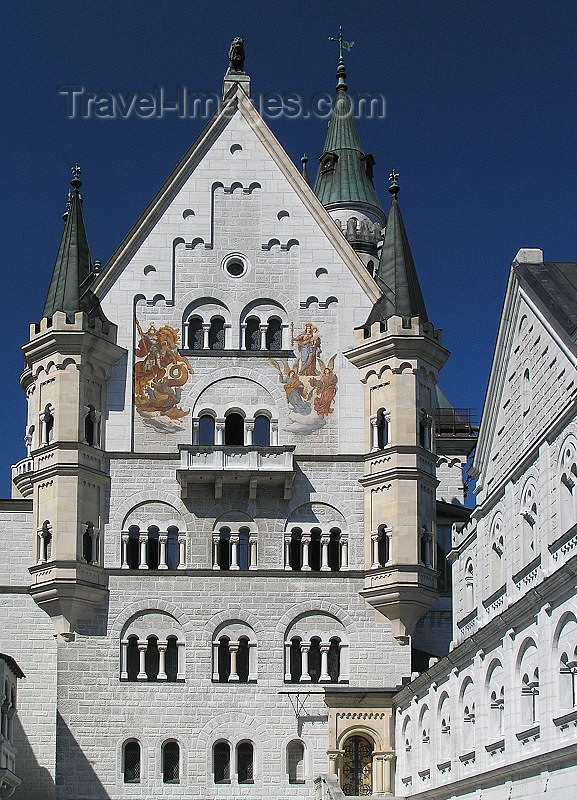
left=2, top=39, right=574, bottom=800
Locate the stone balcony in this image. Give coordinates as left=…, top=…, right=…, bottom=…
left=176, top=444, right=296, bottom=500
left=11, top=457, right=34, bottom=498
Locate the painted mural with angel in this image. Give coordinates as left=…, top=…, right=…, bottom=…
left=134, top=318, right=194, bottom=433
left=270, top=322, right=338, bottom=434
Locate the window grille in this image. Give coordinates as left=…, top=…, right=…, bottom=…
left=124, top=741, right=140, bottom=783
left=237, top=742, right=254, bottom=783
left=266, top=319, right=282, bottom=350
left=213, top=741, right=230, bottom=783
left=163, top=741, right=180, bottom=783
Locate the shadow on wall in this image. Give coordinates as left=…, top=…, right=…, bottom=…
left=12, top=715, right=55, bottom=800
left=55, top=711, right=111, bottom=800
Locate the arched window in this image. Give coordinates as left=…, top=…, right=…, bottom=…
left=419, top=410, right=432, bottom=450
left=419, top=706, right=430, bottom=765
left=518, top=641, right=539, bottom=726
left=225, top=413, right=244, bottom=445
left=557, top=617, right=577, bottom=709
left=213, top=741, right=230, bottom=783
left=187, top=316, right=203, bottom=349
left=461, top=679, right=475, bottom=725
left=308, top=638, right=322, bottom=683
left=237, top=527, right=250, bottom=571
left=126, top=636, right=139, bottom=681
left=289, top=638, right=302, bottom=682
left=465, top=559, right=475, bottom=611
left=377, top=410, right=389, bottom=448
left=253, top=414, right=270, bottom=446
left=237, top=637, right=250, bottom=683
left=342, top=735, right=373, bottom=796
left=38, top=521, right=52, bottom=563
left=522, top=366, right=531, bottom=415
left=218, top=636, right=231, bottom=682
left=166, top=526, right=179, bottom=570
left=487, top=661, right=504, bottom=738
left=40, top=405, right=54, bottom=446
left=162, top=741, right=180, bottom=783
left=166, top=636, right=179, bottom=682
left=289, top=528, right=302, bottom=571
left=287, top=740, right=305, bottom=783
left=209, top=316, right=225, bottom=350
left=84, top=405, right=100, bottom=447
left=147, top=526, right=160, bottom=570
left=82, top=524, right=93, bottom=563
left=199, top=414, right=215, bottom=445
left=308, top=528, right=322, bottom=571
left=438, top=693, right=450, bottom=738
left=216, top=527, right=231, bottom=570
left=127, top=526, right=139, bottom=569
left=559, top=437, right=577, bottom=532
left=328, top=637, right=341, bottom=682
left=123, top=740, right=141, bottom=783
left=237, top=741, right=254, bottom=784
left=520, top=480, right=537, bottom=563
left=266, top=317, right=282, bottom=350
left=245, top=317, right=260, bottom=350
left=490, top=514, right=505, bottom=592
left=145, top=636, right=159, bottom=680
left=401, top=717, right=412, bottom=778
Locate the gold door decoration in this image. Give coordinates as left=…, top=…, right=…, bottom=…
left=342, top=735, right=373, bottom=796
left=134, top=319, right=193, bottom=433
left=269, top=322, right=338, bottom=435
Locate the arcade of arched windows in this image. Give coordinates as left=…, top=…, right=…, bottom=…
left=284, top=525, right=348, bottom=572
left=559, top=435, right=577, bottom=534
left=194, top=408, right=277, bottom=447
left=212, top=523, right=257, bottom=571
left=121, top=524, right=186, bottom=570
left=396, top=611, right=577, bottom=785
left=183, top=300, right=288, bottom=352
left=212, top=622, right=257, bottom=683
left=284, top=614, right=348, bottom=684
left=120, top=612, right=185, bottom=682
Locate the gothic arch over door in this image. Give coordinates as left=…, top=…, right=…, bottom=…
left=341, top=734, right=373, bottom=796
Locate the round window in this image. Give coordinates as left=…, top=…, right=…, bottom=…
left=222, top=253, right=249, bottom=278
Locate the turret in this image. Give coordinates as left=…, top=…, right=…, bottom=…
left=345, top=174, right=449, bottom=644
left=314, top=31, right=385, bottom=272
left=18, top=167, right=125, bottom=640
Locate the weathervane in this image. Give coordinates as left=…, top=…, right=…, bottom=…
left=329, top=26, right=354, bottom=59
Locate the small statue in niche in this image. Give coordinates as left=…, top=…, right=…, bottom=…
left=228, top=37, right=245, bottom=73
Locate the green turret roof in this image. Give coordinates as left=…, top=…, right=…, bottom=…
left=42, top=166, right=92, bottom=319
left=313, top=58, right=384, bottom=221
left=368, top=174, right=429, bottom=324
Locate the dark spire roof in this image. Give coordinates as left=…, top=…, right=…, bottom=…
left=367, top=173, right=428, bottom=325
left=42, top=165, right=92, bottom=319
left=313, top=58, right=384, bottom=221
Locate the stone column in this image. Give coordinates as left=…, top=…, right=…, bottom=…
left=326, top=750, right=342, bottom=776
left=121, top=532, right=129, bottom=568
left=240, top=322, right=247, bottom=350
left=301, top=534, right=311, bottom=571
left=37, top=529, right=45, bottom=564
left=212, top=533, right=221, bottom=569
left=284, top=534, right=292, bottom=570
left=371, top=531, right=381, bottom=569
left=370, top=414, right=380, bottom=451
left=245, top=421, right=254, bottom=445
left=212, top=642, right=220, bottom=681
left=89, top=528, right=98, bottom=565
left=192, top=419, right=200, bottom=445
left=120, top=641, right=128, bottom=680
left=176, top=641, right=186, bottom=681
left=284, top=642, right=292, bottom=681
left=178, top=534, right=186, bottom=569
left=249, top=533, right=258, bottom=570
left=248, top=642, right=257, bottom=681
left=300, top=643, right=311, bottom=682
left=138, top=533, right=148, bottom=569
left=215, top=420, right=225, bottom=446
left=229, top=642, right=239, bottom=681
left=158, top=534, right=168, bottom=569
left=259, top=324, right=267, bottom=350
left=137, top=643, right=147, bottom=680
left=320, top=534, right=331, bottom=571
left=230, top=533, right=240, bottom=570
left=340, top=535, right=349, bottom=570
left=202, top=323, right=210, bottom=349
left=271, top=421, right=279, bottom=446
left=320, top=643, right=331, bottom=682
left=224, top=322, right=232, bottom=349
left=157, top=643, right=167, bottom=680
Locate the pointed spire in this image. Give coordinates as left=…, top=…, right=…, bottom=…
left=371, top=172, right=428, bottom=323
left=301, top=154, right=310, bottom=185
left=42, top=165, right=92, bottom=320
left=313, top=46, right=384, bottom=224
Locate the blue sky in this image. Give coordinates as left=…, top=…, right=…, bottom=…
left=1, top=0, right=576, bottom=496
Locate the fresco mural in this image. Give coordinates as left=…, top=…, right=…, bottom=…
left=270, top=322, right=338, bottom=434
left=134, top=319, right=194, bottom=433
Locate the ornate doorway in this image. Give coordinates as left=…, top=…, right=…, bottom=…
left=341, top=735, right=373, bottom=796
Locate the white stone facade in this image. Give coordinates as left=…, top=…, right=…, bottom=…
left=394, top=251, right=577, bottom=799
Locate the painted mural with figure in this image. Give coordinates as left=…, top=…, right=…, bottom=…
left=270, top=322, right=338, bottom=434
left=134, top=318, right=194, bottom=433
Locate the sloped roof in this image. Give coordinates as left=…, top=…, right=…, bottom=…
left=43, top=172, right=92, bottom=319
left=365, top=185, right=428, bottom=325
left=313, top=59, right=384, bottom=220
left=514, top=260, right=577, bottom=343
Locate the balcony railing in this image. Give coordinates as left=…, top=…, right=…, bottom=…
left=177, top=445, right=295, bottom=500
